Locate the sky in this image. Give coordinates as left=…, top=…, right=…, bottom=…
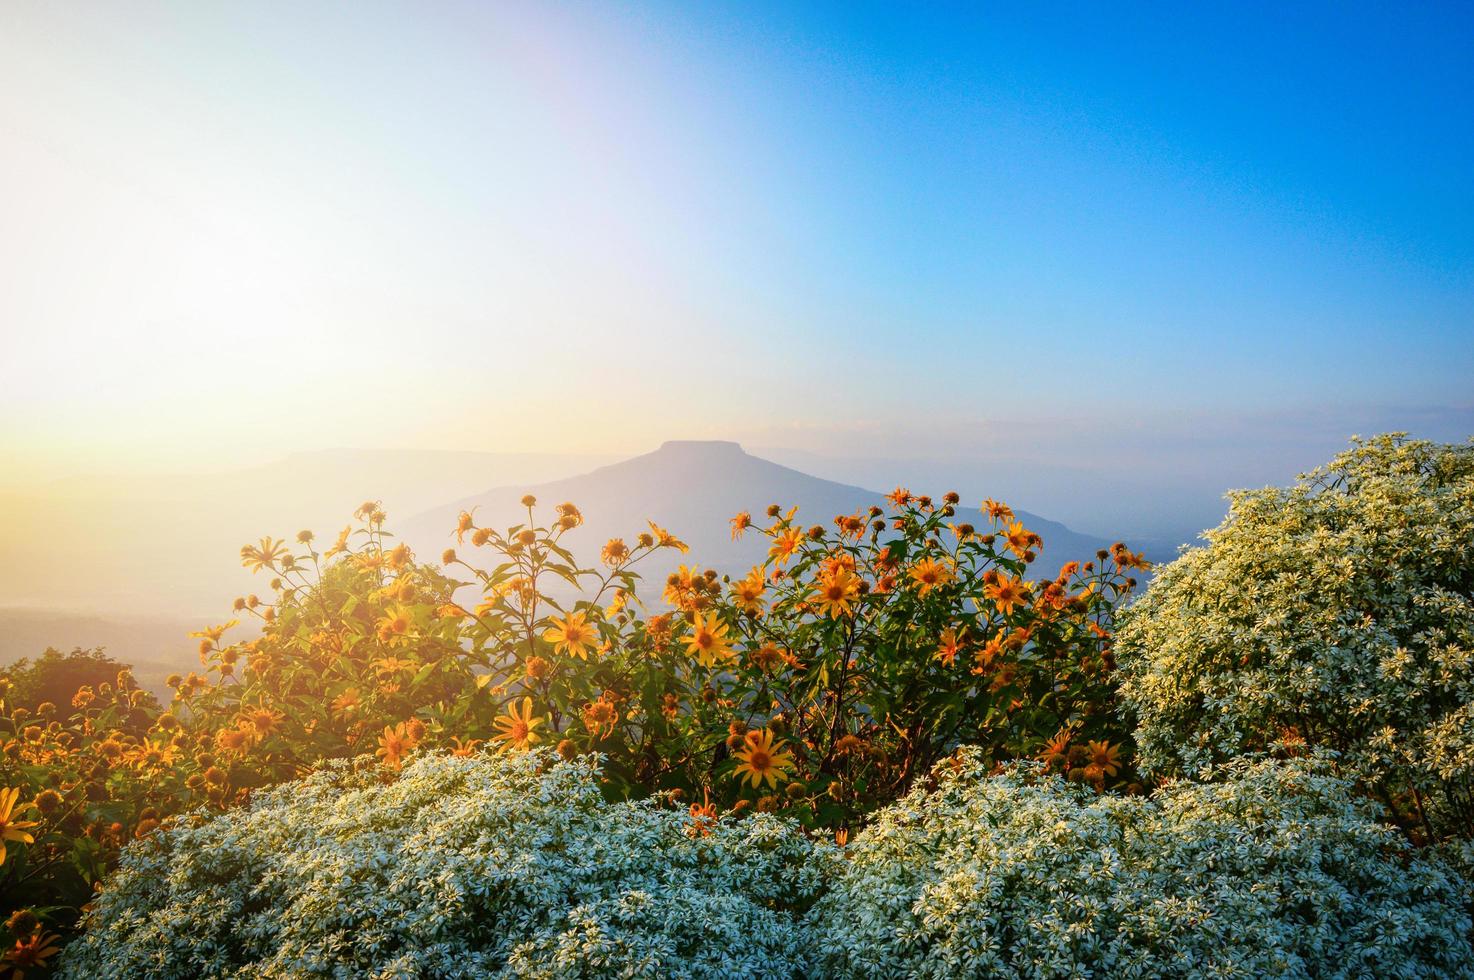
left=2, top=2, right=1471, bottom=499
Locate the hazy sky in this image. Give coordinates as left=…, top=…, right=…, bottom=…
left=2, top=1, right=1471, bottom=482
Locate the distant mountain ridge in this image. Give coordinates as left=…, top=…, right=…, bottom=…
left=403, top=440, right=1118, bottom=594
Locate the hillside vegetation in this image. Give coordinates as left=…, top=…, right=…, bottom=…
left=1, top=434, right=1471, bottom=978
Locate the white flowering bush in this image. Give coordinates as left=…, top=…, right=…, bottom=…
left=1116, top=434, right=1474, bottom=841
left=59, top=750, right=835, bottom=979
left=808, top=749, right=1474, bottom=978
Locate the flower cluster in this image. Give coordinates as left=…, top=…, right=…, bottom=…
left=2, top=488, right=1139, bottom=961
left=59, top=749, right=834, bottom=979
left=809, top=748, right=1474, bottom=978
left=1116, top=434, right=1474, bottom=842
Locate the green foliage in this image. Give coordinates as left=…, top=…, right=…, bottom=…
left=1116, top=434, right=1474, bottom=841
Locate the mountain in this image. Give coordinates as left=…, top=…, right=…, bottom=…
left=0, top=607, right=208, bottom=698
left=402, top=441, right=1119, bottom=597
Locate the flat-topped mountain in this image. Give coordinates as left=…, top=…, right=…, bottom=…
left=402, top=440, right=1116, bottom=592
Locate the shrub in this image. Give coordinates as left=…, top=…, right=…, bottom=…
left=3, top=490, right=1144, bottom=963
left=1115, top=434, right=1474, bottom=840
left=60, top=749, right=834, bottom=979
left=808, top=749, right=1474, bottom=978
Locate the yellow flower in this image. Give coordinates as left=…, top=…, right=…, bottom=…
left=769, top=527, right=804, bottom=566
left=492, top=697, right=545, bottom=751
left=324, top=525, right=352, bottom=558
left=810, top=566, right=860, bottom=619
left=581, top=697, right=620, bottom=738
left=375, top=606, right=414, bottom=644
left=985, top=574, right=1027, bottom=616
left=449, top=737, right=481, bottom=757
left=4, top=928, right=60, bottom=976
left=187, top=620, right=238, bottom=645
left=983, top=498, right=1014, bottom=523
left=240, top=536, right=288, bottom=573
left=331, top=687, right=362, bottom=717
left=1003, top=520, right=1036, bottom=559
left=729, top=569, right=767, bottom=615
left=732, top=729, right=795, bottom=790
left=543, top=611, right=597, bottom=660
left=0, top=788, right=39, bottom=866
left=242, top=707, right=284, bottom=737
left=1041, top=729, right=1072, bottom=771
left=730, top=511, right=752, bottom=540
left=648, top=521, right=689, bottom=553
left=1086, top=740, right=1122, bottom=779
left=908, top=557, right=954, bottom=596
left=601, top=538, right=630, bottom=566
left=934, top=627, right=963, bottom=666
left=685, top=612, right=734, bottom=668
left=376, top=722, right=419, bottom=770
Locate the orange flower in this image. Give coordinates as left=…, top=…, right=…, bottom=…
left=1040, top=729, right=1071, bottom=770
left=687, top=790, right=718, bottom=837
left=582, top=697, right=620, bottom=738
left=492, top=697, right=545, bottom=751
left=730, top=511, right=752, bottom=540
left=971, top=634, right=1004, bottom=674
left=811, top=566, right=860, bottom=619
left=1085, top=740, right=1122, bottom=780
left=0, top=788, right=39, bottom=866
left=1002, top=520, right=1035, bottom=559
left=242, top=707, right=283, bottom=737
left=648, top=521, right=689, bottom=553
left=376, top=722, right=419, bottom=770
left=729, top=569, right=767, bottom=615
left=544, top=611, right=597, bottom=660
left=330, top=688, right=362, bottom=717
left=732, top=729, right=795, bottom=789
left=4, top=928, right=60, bottom=976
left=908, top=557, right=954, bottom=596
left=769, top=526, right=804, bottom=566
left=934, top=627, right=964, bottom=666
left=982, top=498, right=1014, bottom=523
left=600, top=538, right=630, bottom=566
left=240, top=536, right=288, bottom=573
left=985, top=575, right=1027, bottom=616
left=449, top=737, right=481, bottom=757
left=887, top=487, right=913, bottom=508
left=685, top=612, right=734, bottom=668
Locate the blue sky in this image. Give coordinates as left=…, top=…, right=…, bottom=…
left=1, top=1, right=1470, bottom=525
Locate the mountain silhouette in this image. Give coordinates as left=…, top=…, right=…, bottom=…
left=402, top=440, right=1116, bottom=595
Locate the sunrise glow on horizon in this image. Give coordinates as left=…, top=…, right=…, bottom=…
left=3, top=1, right=1472, bottom=481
